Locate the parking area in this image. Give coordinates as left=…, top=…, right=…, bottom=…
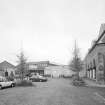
left=0, top=78, right=105, bottom=105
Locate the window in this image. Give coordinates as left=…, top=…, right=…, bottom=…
left=93, top=59, right=96, bottom=68
left=90, top=62, right=92, bottom=69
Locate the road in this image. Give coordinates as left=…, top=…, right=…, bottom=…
left=0, top=78, right=105, bottom=105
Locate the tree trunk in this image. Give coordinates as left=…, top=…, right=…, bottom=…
left=76, top=71, right=79, bottom=80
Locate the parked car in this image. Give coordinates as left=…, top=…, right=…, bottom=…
left=0, top=76, right=15, bottom=89
left=29, top=75, right=47, bottom=82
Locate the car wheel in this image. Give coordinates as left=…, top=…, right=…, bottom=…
left=0, top=85, right=2, bottom=90
left=11, top=84, right=14, bottom=87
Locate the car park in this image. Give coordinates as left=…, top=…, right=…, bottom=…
left=29, top=75, right=47, bottom=82
left=0, top=76, right=15, bottom=89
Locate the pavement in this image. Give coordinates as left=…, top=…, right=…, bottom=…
left=84, top=78, right=105, bottom=87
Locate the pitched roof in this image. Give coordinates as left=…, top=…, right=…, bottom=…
left=27, top=61, right=49, bottom=65
left=88, top=24, right=105, bottom=54
left=0, top=61, right=15, bottom=69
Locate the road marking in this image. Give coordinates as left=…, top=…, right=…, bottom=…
left=93, top=92, right=105, bottom=103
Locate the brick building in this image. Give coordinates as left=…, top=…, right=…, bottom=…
left=84, top=24, right=105, bottom=83
left=0, top=61, right=15, bottom=77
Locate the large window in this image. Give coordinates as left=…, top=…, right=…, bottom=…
left=93, top=59, right=96, bottom=79
left=29, top=64, right=37, bottom=69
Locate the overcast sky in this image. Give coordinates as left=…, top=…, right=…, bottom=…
left=0, top=0, right=105, bottom=65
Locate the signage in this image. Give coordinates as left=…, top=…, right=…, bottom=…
left=29, top=65, right=37, bottom=69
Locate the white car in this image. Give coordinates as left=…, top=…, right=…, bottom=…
left=0, top=76, right=15, bottom=89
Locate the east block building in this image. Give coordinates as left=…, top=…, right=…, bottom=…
left=45, top=65, right=75, bottom=78
left=84, top=24, right=105, bottom=83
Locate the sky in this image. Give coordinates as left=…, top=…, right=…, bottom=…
left=0, top=0, right=105, bottom=65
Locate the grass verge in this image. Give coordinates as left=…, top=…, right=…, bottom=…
left=16, top=80, right=34, bottom=87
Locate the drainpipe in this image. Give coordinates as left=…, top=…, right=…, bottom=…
left=103, top=54, right=105, bottom=83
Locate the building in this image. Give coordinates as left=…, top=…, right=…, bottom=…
left=0, top=61, right=15, bottom=77
left=15, top=61, right=59, bottom=76
left=27, top=61, right=50, bottom=75
left=15, top=61, right=73, bottom=77
left=45, top=65, right=74, bottom=77
left=84, top=24, right=105, bottom=83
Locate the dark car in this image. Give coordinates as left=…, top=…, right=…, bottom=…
left=29, top=75, right=47, bottom=82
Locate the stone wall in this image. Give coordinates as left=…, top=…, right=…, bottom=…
left=84, top=44, right=105, bottom=82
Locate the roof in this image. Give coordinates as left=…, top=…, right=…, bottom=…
left=48, top=63, right=58, bottom=66
left=0, top=61, right=15, bottom=70
left=88, top=24, right=105, bottom=54
left=16, top=61, right=49, bottom=69
left=27, top=61, right=50, bottom=65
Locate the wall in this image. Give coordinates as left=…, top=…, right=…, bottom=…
left=84, top=44, right=105, bottom=82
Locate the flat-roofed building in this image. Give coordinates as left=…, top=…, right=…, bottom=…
left=45, top=65, right=75, bottom=78
left=27, top=61, right=50, bottom=75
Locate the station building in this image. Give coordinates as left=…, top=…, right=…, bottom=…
left=16, top=61, right=74, bottom=78
left=27, top=61, right=50, bottom=76
left=15, top=61, right=58, bottom=76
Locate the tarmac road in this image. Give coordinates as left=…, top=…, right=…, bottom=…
left=0, top=78, right=105, bottom=105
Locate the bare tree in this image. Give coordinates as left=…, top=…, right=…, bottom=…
left=69, top=41, right=83, bottom=78
left=17, top=51, right=27, bottom=80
